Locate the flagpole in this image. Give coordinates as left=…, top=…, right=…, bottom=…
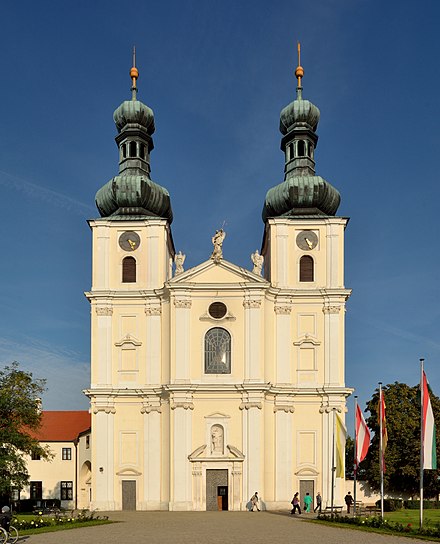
left=420, top=358, right=425, bottom=530
left=331, top=408, right=336, bottom=516
left=353, top=396, right=358, bottom=515
left=379, top=382, right=384, bottom=520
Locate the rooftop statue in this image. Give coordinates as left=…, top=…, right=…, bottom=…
left=211, top=229, right=226, bottom=264
left=251, top=250, right=264, bottom=275
left=174, top=251, right=185, bottom=276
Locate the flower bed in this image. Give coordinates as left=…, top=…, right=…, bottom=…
left=317, top=513, right=440, bottom=539
left=14, top=509, right=109, bottom=531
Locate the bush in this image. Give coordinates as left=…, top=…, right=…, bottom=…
left=404, top=500, right=440, bottom=510
left=375, top=499, right=403, bottom=512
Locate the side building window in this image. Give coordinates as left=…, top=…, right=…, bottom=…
left=30, top=481, right=42, bottom=500
left=62, top=448, right=71, bottom=460
left=205, top=328, right=231, bottom=374
left=300, top=255, right=314, bottom=282
left=122, top=257, right=136, bottom=283
left=61, top=481, right=73, bottom=500
left=31, top=451, right=41, bottom=460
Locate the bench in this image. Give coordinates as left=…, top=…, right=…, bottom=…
left=323, top=505, right=343, bottom=513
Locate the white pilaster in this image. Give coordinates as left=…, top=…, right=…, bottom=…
left=94, top=226, right=110, bottom=290
left=243, top=296, right=263, bottom=382
left=141, top=406, right=162, bottom=509
left=95, top=307, right=113, bottom=387
left=274, top=305, right=292, bottom=383
left=145, top=304, right=162, bottom=384
left=274, top=407, right=293, bottom=502
left=173, top=298, right=191, bottom=382
left=242, top=401, right=262, bottom=500
left=275, top=224, right=288, bottom=288
left=93, top=409, right=115, bottom=510
left=170, top=396, right=193, bottom=510
left=323, top=305, right=341, bottom=386
left=146, top=232, right=159, bottom=289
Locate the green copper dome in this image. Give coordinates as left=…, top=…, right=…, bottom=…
left=262, top=52, right=340, bottom=221
left=280, top=97, right=320, bottom=133
left=263, top=175, right=340, bottom=220
left=113, top=100, right=155, bottom=134
left=95, top=59, right=173, bottom=222
left=96, top=175, right=172, bottom=222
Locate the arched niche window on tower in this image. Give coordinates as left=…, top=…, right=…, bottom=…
left=121, top=143, right=127, bottom=159
left=204, top=327, right=231, bottom=374
left=129, top=141, right=137, bottom=158
left=139, top=142, right=146, bottom=160
left=297, top=140, right=305, bottom=157
left=299, top=255, right=314, bottom=282
left=122, top=256, right=136, bottom=283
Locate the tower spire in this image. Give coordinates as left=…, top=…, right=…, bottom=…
left=295, top=42, right=304, bottom=99
left=130, top=46, right=139, bottom=100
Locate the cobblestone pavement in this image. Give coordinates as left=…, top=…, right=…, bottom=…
left=24, top=511, right=430, bottom=544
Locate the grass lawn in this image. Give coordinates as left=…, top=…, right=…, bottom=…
left=314, top=509, right=440, bottom=541
left=385, top=509, right=440, bottom=525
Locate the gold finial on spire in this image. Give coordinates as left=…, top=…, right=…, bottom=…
left=130, top=46, right=139, bottom=100
left=295, top=41, right=304, bottom=90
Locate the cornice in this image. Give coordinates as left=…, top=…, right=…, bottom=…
left=84, top=384, right=354, bottom=398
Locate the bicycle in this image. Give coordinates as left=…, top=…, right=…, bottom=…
left=0, top=526, right=18, bottom=544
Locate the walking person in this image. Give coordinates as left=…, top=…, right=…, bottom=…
left=344, top=491, right=354, bottom=513
left=314, top=492, right=322, bottom=513
left=250, top=492, right=260, bottom=511
left=304, top=492, right=312, bottom=513
left=290, top=492, right=301, bottom=515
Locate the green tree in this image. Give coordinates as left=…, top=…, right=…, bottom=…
left=0, top=362, right=51, bottom=499
left=362, top=382, right=440, bottom=498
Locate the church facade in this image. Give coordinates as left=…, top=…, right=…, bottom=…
left=85, top=51, right=352, bottom=511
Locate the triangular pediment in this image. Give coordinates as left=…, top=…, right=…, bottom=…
left=168, top=259, right=268, bottom=286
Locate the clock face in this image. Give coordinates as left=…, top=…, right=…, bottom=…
left=296, top=230, right=318, bottom=251
left=119, top=231, right=141, bottom=251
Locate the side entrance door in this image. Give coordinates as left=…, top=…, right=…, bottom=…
left=299, top=480, right=314, bottom=511
left=122, top=480, right=136, bottom=510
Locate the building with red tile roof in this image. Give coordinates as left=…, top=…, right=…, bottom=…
left=21, top=411, right=92, bottom=510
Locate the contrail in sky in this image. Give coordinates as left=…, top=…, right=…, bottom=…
left=0, top=169, right=96, bottom=216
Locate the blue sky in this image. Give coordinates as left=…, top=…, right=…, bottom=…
left=1, top=0, right=439, bottom=430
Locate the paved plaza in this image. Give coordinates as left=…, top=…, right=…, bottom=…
left=24, top=511, right=430, bottom=544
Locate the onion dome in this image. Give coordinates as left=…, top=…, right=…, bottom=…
left=95, top=49, right=173, bottom=222
left=113, top=100, right=155, bottom=134
left=280, top=98, right=320, bottom=134
left=262, top=43, right=340, bottom=221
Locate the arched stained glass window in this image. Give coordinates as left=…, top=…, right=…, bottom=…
left=204, top=328, right=231, bottom=374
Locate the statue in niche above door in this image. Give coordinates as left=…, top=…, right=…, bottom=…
left=211, top=425, right=224, bottom=454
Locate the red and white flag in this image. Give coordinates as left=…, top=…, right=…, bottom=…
left=355, top=404, right=370, bottom=465
left=422, top=371, right=437, bottom=470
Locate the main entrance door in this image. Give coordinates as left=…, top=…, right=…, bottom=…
left=122, top=480, right=136, bottom=510
left=206, top=469, right=228, bottom=511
